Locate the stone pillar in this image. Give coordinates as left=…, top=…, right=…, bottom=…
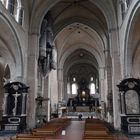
left=99, top=67, right=107, bottom=120
left=120, top=91, right=125, bottom=114
left=26, top=33, right=39, bottom=129
left=109, top=29, right=121, bottom=130
left=48, top=75, right=52, bottom=121
left=99, top=67, right=106, bottom=102
left=104, top=49, right=113, bottom=122
left=49, top=70, right=58, bottom=113
left=21, top=93, right=27, bottom=116
left=42, top=76, right=50, bottom=121
left=58, top=68, right=63, bottom=101
left=104, top=49, right=112, bottom=93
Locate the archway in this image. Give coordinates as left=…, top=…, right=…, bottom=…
left=27, top=0, right=118, bottom=127
left=124, top=7, right=140, bottom=77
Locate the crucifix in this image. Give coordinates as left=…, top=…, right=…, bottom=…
left=12, top=91, right=20, bottom=116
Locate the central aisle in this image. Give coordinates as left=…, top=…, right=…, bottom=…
left=65, top=120, right=85, bottom=140
left=0, top=120, right=138, bottom=140
left=57, top=120, right=135, bottom=140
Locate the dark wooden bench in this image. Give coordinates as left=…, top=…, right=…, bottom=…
left=83, top=119, right=114, bottom=140
left=32, top=126, right=62, bottom=136
left=11, top=137, right=44, bottom=140
left=83, top=138, right=114, bottom=140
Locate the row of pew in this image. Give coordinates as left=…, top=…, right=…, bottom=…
left=10, top=118, right=115, bottom=140
left=83, top=118, right=114, bottom=140
left=10, top=118, right=71, bottom=140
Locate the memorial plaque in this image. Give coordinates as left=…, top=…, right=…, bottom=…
left=118, top=78, right=140, bottom=135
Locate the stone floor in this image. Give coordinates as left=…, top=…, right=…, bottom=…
left=0, top=120, right=139, bottom=140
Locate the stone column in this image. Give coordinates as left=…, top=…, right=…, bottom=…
left=109, top=29, right=121, bottom=130
left=99, top=67, right=106, bottom=120
left=49, top=70, right=58, bottom=114
left=99, top=67, right=106, bottom=102
left=42, top=76, right=50, bottom=121
left=58, top=68, right=63, bottom=101
left=21, top=93, right=27, bottom=116
left=104, top=49, right=113, bottom=122
left=120, top=91, right=125, bottom=114
left=26, top=33, right=39, bottom=129
left=2, top=93, right=9, bottom=116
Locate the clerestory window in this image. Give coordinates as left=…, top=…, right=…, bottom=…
left=0, top=0, right=24, bottom=25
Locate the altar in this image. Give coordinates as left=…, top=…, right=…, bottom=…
left=75, top=106, right=90, bottom=112
left=67, top=81, right=99, bottom=112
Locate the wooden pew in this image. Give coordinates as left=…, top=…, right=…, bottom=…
left=32, top=126, right=62, bottom=136
left=11, top=137, right=44, bottom=140
left=32, top=118, right=71, bottom=136
left=83, top=119, right=114, bottom=140
left=84, top=130, right=108, bottom=136
left=11, top=134, right=45, bottom=140
left=11, top=118, right=71, bottom=139
left=83, top=137, right=115, bottom=140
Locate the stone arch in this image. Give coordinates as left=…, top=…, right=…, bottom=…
left=29, top=0, right=117, bottom=37
left=58, top=44, right=105, bottom=101
left=0, top=13, right=23, bottom=81
left=58, top=43, right=104, bottom=71
left=53, top=19, right=108, bottom=55
left=53, top=17, right=107, bottom=39
left=132, top=42, right=140, bottom=77
left=62, top=48, right=99, bottom=100
left=124, top=1, right=140, bottom=77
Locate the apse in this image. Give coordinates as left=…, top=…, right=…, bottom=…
left=63, top=49, right=99, bottom=100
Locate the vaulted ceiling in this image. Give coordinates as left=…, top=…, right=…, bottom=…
left=27, top=0, right=117, bottom=82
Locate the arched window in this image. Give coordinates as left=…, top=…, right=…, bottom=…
left=1, top=0, right=24, bottom=25
left=67, top=82, right=70, bottom=94
left=89, top=76, right=95, bottom=94
left=72, top=83, right=77, bottom=94
left=7, top=0, right=16, bottom=14
left=71, top=77, right=77, bottom=95
left=4, top=64, right=11, bottom=79
left=17, top=7, right=24, bottom=25
left=14, top=0, right=24, bottom=25
left=3, top=64, right=11, bottom=84
left=90, top=83, right=95, bottom=94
